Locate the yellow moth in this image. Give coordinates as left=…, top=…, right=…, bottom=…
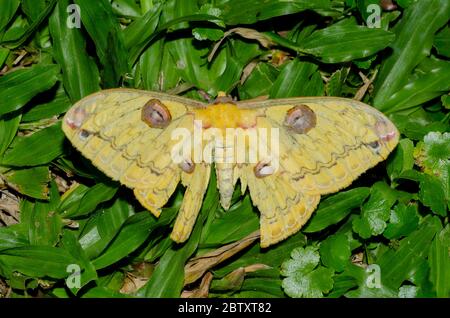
left=62, top=89, right=399, bottom=247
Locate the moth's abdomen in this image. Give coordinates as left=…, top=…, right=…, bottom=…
left=215, top=162, right=235, bottom=210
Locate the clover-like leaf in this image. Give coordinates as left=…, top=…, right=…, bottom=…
left=319, top=233, right=351, bottom=272
left=281, top=246, right=334, bottom=298
left=414, top=132, right=450, bottom=210
left=383, top=203, right=420, bottom=239
left=352, top=182, right=398, bottom=239
left=415, top=132, right=450, bottom=174
left=192, top=27, right=224, bottom=41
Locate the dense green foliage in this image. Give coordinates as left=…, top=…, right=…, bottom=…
left=0, top=0, right=449, bottom=298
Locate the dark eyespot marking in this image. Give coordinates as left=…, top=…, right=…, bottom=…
left=179, top=159, right=195, bottom=174
left=79, top=129, right=91, bottom=140
left=368, top=140, right=381, bottom=154
left=142, top=99, right=172, bottom=128
left=254, top=161, right=275, bottom=178
left=284, top=105, right=317, bottom=134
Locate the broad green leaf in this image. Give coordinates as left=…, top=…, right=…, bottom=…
left=143, top=236, right=173, bottom=262
left=383, top=202, right=420, bottom=239
left=319, top=233, right=351, bottom=272
left=0, top=112, right=21, bottom=157
left=138, top=37, right=181, bottom=91
left=192, top=27, right=224, bottom=41
left=442, top=94, right=450, bottom=109
left=281, top=246, right=334, bottom=298
left=299, top=25, right=394, bottom=63
left=374, top=0, right=450, bottom=109
left=95, top=270, right=124, bottom=291
left=74, top=0, right=128, bottom=87
left=391, top=111, right=449, bottom=141
left=419, top=174, right=450, bottom=216
left=21, top=0, right=48, bottom=21
left=335, top=215, right=363, bottom=251
left=381, top=58, right=450, bottom=114
left=218, top=0, right=334, bottom=25
left=137, top=171, right=219, bottom=297
left=128, top=5, right=219, bottom=66
left=352, top=182, right=398, bottom=238
left=58, top=183, right=89, bottom=215
left=326, top=272, right=358, bottom=298
left=124, top=3, right=162, bottom=62
left=377, top=215, right=442, bottom=289
left=270, top=59, right=324, bottom=98
left=0, top=0, right=20, bottom=34
left=78, top=198, right=133, bottom=260
left=407, top=258, right=432, bottom=291
left=168, top=36, right=257, bottom=96
left=202, top=195, right=259, bottom=245
left=386, top=138, right=415, bottom=181
left=20, top=184, right=62, bottom=246
left=343, top=264, right=398, bottom=298
left=0, top=225, right=28, bottom=252
left=0, top=64, right=59, bottom=116
left=396, top=0, right=417, bottom=8
left=49, top=0, right=100, bottom=102
left=62, top=181, right=119, bottom=218
left=21, top=85, right=71, bottom=122
left=239, top=278, right=284, bottom=297
left=210, top=268, right=247, bottom=292
left=326, top=68, right=349, bottom=96
left=1, top=0, right=57, bottom=48
left=434, top=26, right=450, bottom=58
left=2, top=122, right=65, bottom=167
left=111, top=0, right=142, bottom=18
left=428, top=225, right=450, bottom=297
left=356, top=0, right=381, bottom=22
left=61, top=231, right=98, bottom=294
left=91, top=207, right=177, bottom=269
left=239, top=63, right=279, bottom=100
left=0, top=47, right=9, bottom=67
left=0, top=246, right=77, bottom=279
left=304, top=187, right=370, bottom=233
left=400, top=170, right=447, bottom=216
left=3, top=166, right=50, bottom=199
left=192, top=3, right=225, bottom=41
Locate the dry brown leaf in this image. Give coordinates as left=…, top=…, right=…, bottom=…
left=181, top=272, right=214, bottom=298
left=354, top=69, right=378, bottom=101
left=184, top=230, right=260, bottom=285
left=240, top=60, right=259, bottom=84
left=208, top=28, right=275, bottom=62
left=120, top=273, right=149, bottom=294
left=120, top=262, right=155, bottom=294
left=351, top=251, right=366, bottom=268
left=0, top=190, right=20, bottom=226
